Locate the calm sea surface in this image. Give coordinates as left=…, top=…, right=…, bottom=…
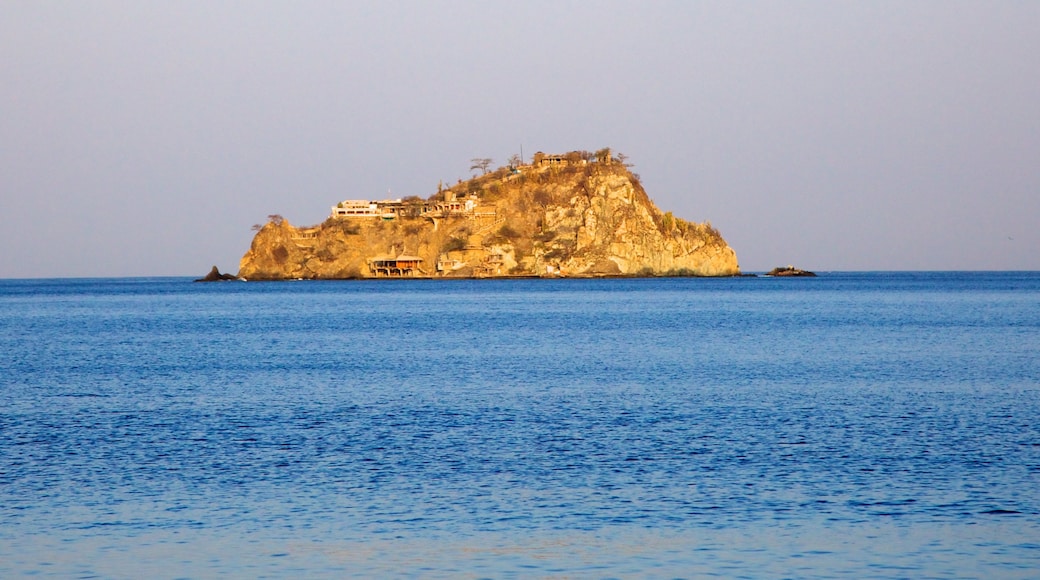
left=1, top=273, right=1038, bottom=578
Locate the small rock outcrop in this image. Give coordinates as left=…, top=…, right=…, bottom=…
left=194, top=265, right=239, bottom=282
left=238, top=150, right=741, bottom=279
left=766, top=266, right=816, bottom=277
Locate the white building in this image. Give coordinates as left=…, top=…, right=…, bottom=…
left=331, top=200, right=381, bottom=217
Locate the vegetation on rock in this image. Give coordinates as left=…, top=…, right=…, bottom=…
left=237, top=150, right=740, bottom=280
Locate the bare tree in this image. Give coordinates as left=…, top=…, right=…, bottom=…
left=616, top=152, right=631, bottom=167
left=470, top=158, right=494, bottom=175
left=267, top=214, right=284, bottom=225
left=507, top=154, right=522, bottom=168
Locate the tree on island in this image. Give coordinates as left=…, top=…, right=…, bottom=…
left=470, top=157, right=494, bottom=175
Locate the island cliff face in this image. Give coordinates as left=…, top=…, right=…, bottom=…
left=238, top=151, right=740, bottom=279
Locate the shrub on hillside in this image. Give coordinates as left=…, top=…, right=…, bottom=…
left=497, top=224, right=521, bottom=239
left=442, top=237, right=467, bottom=253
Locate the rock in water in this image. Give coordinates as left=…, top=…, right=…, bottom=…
left=195, top=266, right=238, bottom=282
left=766, top=266, right=816, bottom=277
left=238, top=150, right=741, bottom=280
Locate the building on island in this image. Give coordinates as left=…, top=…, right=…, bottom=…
left=331, top=200, right=382, bottom=218
left=367, top=254, right=424, bottom=277
left=531, top=149, right=610, bottom=167
left=330, top=192, right=484, bottom=220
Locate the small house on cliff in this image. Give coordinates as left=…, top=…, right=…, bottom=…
left=331, top=200, right=382, bottom=217
left=368, top=254, right=424, bottom=277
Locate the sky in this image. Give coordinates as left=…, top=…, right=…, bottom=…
left=2, top=1, right=1038, bottom=277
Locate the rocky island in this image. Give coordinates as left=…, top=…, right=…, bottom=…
left=238, top=149, right=740, bottom=280
left=766, top=266, right=817, bottom=277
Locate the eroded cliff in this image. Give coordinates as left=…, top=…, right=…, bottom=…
left=238, top=151, right=740, bottom=279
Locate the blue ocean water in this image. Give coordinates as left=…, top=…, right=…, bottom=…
left=1, top=273, right=1038, bottom=578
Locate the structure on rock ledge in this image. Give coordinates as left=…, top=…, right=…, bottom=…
left=330, top=192, right=485, bottom=221
left=238, top=149, right=740, bottom=280
left=368, top=253, right=425, bottom=277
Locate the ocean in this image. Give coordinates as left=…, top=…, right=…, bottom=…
left=1, top=273, right=1038, bottom=578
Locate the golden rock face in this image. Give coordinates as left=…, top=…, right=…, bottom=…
left=238, top=156, right=740, bottom=280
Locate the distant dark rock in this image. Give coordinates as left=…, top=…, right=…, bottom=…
left=766, top=266, right=816, bottom=277
left=195, top=266, right=239, bottom=282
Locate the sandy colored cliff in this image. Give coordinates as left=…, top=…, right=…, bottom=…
left=238, top=150, right=740, bottom=279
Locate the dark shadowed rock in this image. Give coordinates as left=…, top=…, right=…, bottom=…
left=766, top=266, right=816, bottom=277
left=195, top=266, right=239, bottom=282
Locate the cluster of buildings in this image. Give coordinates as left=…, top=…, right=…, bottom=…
left=328, top=151, right=611, bottom=277
left=331, top=191, right=481, bottom=220
left=331, top=191, right=501, bottom=278
left=330, top=149, right=612, bottom=221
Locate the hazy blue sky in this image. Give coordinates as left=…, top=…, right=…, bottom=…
left=2, top=1, right=1038, bottom=277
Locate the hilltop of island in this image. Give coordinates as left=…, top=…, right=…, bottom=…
left=237, top=149, right=740, bottom=279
